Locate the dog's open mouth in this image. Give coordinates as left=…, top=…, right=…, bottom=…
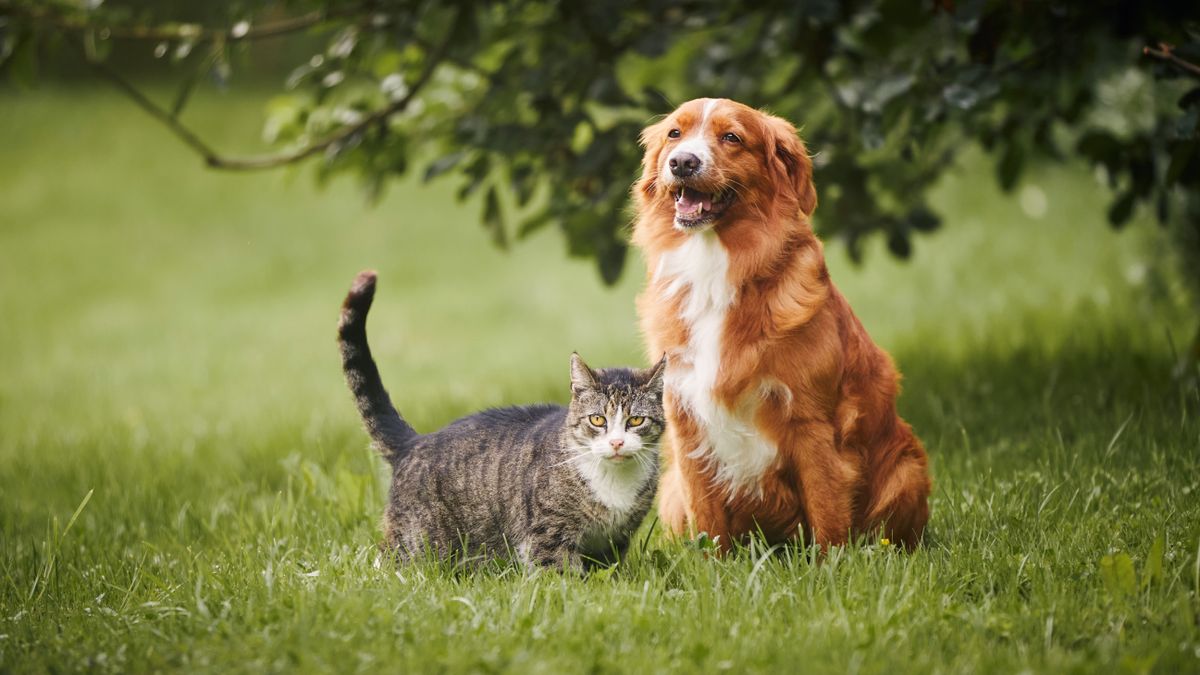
left=673, top=186, right=735, bottom=229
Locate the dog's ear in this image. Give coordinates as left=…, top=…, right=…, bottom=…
left=638, top=116, right=670, bottom=149
left=636, top=117, right=671, bottom=199
left=764, top=114, right=817, bottom=217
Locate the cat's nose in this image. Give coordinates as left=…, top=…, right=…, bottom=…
left=609, top=438, right=624, bottom=450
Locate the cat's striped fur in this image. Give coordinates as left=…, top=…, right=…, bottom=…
left=338, top=271, right=665, bottom=570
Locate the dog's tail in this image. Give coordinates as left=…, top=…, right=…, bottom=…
left=338, top=270, right=418, bottom=465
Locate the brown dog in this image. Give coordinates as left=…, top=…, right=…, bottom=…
left=632, top=98, right=931, bottom=550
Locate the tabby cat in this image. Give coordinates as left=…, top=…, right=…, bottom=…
left=338, top=270, right=665, bottom=570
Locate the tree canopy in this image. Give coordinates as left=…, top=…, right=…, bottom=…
left=3, top=0, right=1199, bottom=289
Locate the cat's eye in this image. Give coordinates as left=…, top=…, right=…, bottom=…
left=626, top=416, right=646, bottom=428
left=588, top=415, right=607, bottom=427
left=667, top=129, right=681, bottom=139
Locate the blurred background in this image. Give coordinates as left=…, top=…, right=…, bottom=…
left=3, top=0, right=1197, bottom=429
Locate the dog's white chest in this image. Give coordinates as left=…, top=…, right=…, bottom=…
left=655, top=235, right=778, bottom=497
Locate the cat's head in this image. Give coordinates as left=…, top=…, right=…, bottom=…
left=566, top=353, right=667, bottom=466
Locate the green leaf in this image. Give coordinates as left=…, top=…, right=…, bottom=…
left=1175, top=107, right=1199, bottom=139
left=363, top=172, right=387, bottom=206
left=1166, top=142, right=1196, bottom=186
left=943, top=83, right=980, bottom=111
left=906, top=206, right=941, bottom=232
left=597, top=241, right=627, bottom=286
left=457, top=155, right=491, bottom=201
left=371, top=49, right=405, bottom=80
left=424, top=151, right=467, bottom=183
left=262, top=95, right=304, bottom=144
left=482, top=186, right=507, bottom=249
left=1107, top=191, right=1136, bottom=228
left=871, top=73, right=916, bottom=109
left=996, top=144, right=1024, bottom=192
left=1157, top=190, right=1170, bottom=225
left=510, top=164, right=536, bottom=208
left=1143, top=532, right=1165, bottom=589
left=517, top=210, right=555, bottom=240
left=1076, top=131, right=1123, bottom=177
left=172, top=38, right=196, bottom=63
left=887, top=229, right=912, bottom=259
left=1178, top=86, right=1200, bottom=111
left=1099, top=552, right=1137, bottom=598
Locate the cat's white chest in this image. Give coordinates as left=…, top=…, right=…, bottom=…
left=574, top=459, right=651, bottom=552
left=574, top=453, right=652, bottom=514
left=655, top=234, right=779, bottom=497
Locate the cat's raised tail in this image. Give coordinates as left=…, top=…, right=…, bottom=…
left=338, top=270, right=418, bottom=464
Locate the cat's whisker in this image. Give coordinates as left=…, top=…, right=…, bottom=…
left=631, top=452, right=655, bottom=473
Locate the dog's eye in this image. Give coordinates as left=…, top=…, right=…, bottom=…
left=721, top=132, right=742, bottom=144
left=667, top=129, right=681, bottom=139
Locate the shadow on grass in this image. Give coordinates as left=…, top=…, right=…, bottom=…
left=894, top=322, right=1197, bottom=471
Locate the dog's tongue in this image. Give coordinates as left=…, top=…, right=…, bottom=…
left=676, top=187, right=712, bottom=218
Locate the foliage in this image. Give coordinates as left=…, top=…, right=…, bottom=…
left=2, top=0, right=1200, bottom=287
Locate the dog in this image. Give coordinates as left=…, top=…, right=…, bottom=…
left=632, top=98, right=931, bottom=550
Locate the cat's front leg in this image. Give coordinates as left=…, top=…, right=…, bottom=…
left=518, top=535, right=584, bottom=573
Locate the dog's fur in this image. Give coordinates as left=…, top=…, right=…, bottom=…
left=632, top=98, right=931, bottom=550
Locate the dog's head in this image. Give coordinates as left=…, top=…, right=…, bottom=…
left=636, top=98, right=816, bottom=233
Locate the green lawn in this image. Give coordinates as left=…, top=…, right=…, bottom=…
left=1, top=85, right=1198, bottom=674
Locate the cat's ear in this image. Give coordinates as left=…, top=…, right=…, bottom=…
left=569, top=352, right=599, bottom=393
left=640, top=354, right=668, bottom=395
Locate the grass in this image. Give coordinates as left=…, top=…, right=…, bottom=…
left=1, top=84, right=1199, bottom=674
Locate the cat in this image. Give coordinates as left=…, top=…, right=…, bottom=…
left=338, top=270, right=666, bottom=571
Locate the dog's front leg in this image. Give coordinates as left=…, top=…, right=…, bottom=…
left=657, top=394, right=698, bottom=537
left=660, top=407, right=736, bottom=550
left=657, top=464, right=691, bottom=536
left=658, top=464, right=733, bottom=550
left=789, top=419, right=860, bottom=548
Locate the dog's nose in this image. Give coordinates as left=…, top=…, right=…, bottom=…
left=669, top=152, right=701, bottom=178
left=609, top=438, right=624, bottom=450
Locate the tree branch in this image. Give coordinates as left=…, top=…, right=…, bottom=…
left=0, top=0, right=352, bottom=44
left=83, top=22, right=455, bottom=171
left=1143, top=42, right=1200, bottom=79
left=87, top=58, right=225, bottom=163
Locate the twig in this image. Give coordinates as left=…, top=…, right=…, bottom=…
left=0, top=0, right=349, bottom=44
left=1143, top=42, right=1200, bottom=79
left=83, top=21, right=454, bottom=171
left=5, top=0, right=492, bottom=81
left=88, top=59, right=225, bottom=163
